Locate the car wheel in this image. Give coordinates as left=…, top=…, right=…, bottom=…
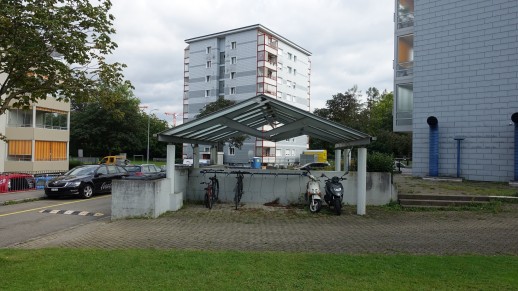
left=80, top=184, right=94, bottom=199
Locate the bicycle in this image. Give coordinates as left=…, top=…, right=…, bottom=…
left=231, top=171, right=249, bottom=210
left=200, top=170, right=221, bottom=209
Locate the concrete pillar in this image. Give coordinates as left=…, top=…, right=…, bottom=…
left=167, top=144, right=183, bottom=211
left=166, top=144, right=176, bottom=189
left=334, top=149, right=342, bottom=171
left=210, top=146, right=217, bottom=165
left=357, top=147, right=367, bottom=215
left=193, top=144, right=200, bottom=168
left=344, top=148, right=351, bottom=172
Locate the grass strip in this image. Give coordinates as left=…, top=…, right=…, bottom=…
left=1, top=249, right=517, bottom=290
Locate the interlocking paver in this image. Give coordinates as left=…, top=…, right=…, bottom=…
left=9, top=203, right=518, bottom=255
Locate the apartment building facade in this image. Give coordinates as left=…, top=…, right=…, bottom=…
left=183, top=24, right=312, bottom=166
left=0, top=89, right=70, bottom=173
left=394, top=0, right=518, bottom=181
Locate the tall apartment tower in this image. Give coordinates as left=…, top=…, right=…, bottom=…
left=183, top=24, right=312, bottom=166
left=393, top=0, right=518, bottom=182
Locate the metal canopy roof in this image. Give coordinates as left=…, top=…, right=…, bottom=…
left=157, top=95, right=372, bottom=149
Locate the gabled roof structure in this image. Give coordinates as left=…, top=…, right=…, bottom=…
left=157, top=95, right=371, bottom=149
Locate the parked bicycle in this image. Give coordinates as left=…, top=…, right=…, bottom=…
left=200, top=170, right=222, bottom=209
left=230, top=171, right=250, bottom=210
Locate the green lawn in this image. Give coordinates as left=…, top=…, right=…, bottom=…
left=1, top=249, right=517, bottom=290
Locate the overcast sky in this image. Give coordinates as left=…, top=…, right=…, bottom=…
left=107, top=0, right=394, bottom=126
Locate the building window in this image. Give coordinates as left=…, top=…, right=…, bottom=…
left=230, top=72, right=236, bottom=79
left=35, top=107, right=68, bottom=130
left=287, top=52, right=292, bottom=60
left=278, top=62, right=283, bottom=70
left=276, top=149, right=282, bottom=157
left=287, top=66, right=292, bottom=74
left=292, top=82, right=296, bottom=89
left=206, top=46, right=211, bottom=54
left=206, top=61, right=212, bottom=68
left=291, top=149, right=295, bottom=156
left=230, top=87, right=236, bottom=95
left=7, top=140, right=32, bottom=161
left=231, top=57, right=237, bottom=64
left=206, top=75, right=211, bottom=82
left=397, top=34, right=414, bottom=77
left=231, top=41, right=237, bottom=49
left=277, top=91, right=283, bottom=99
left=286, top=94, right=292, bottom=102
left=277, top=77, right=283, bottom=85
left=205, top=90, right=210, bottom=97
left=35, top=141, right=67, bottom=161
left=278, top=48, right=283, bottom=56
left=294, top=55, right=297, bottom=62
left=293, top=69, right=297, bottom=75
left=395, top=83, right=413, bottom=126
left=229, top=147, right=235, bottom=156
left=8, top=109, right=32, bottom=127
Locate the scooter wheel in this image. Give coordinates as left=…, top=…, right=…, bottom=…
left=309, top=199, right=322, bottom=213
left=334, top=199, right=342, bottom=216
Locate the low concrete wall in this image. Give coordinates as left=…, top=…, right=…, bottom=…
left=188, top=170, right=396, bottom=206
left=111, top=168, right=189, bottom=219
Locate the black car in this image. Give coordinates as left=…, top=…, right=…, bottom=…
left=44, top=165, right=129, bottom=199
left=123, top=164, right=166, bottom=179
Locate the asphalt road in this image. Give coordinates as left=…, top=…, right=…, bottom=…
left=0, top=193, right=111, bottom=247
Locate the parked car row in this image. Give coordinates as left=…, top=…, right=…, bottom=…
left=44, top=163, right=167, bottom=199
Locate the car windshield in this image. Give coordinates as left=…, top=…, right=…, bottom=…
left=66, top=167, right=95, bottom=176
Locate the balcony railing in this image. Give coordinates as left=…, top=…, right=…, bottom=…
left=396, top=61, right=413, bottom=77
left=398, top=12, right=414, bottom=29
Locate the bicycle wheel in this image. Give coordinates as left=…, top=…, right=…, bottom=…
left=204, top=191, right=209, bottom=208
left=207, top=187, right=213, bottom=209
left=213, top=179, right=219, bottom=201
left=234, top=183, right=239, bottom=210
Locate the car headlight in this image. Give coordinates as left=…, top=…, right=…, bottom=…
left=65, top=181, right=81, bottom=187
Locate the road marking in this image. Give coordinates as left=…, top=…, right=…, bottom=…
left=39, top=209, right=104, bottom=217
left=0, top=196, right=108, bottom=218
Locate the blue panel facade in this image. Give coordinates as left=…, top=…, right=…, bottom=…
left=406, top=0, right=518, bottom=181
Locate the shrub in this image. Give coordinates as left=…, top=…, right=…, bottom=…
left=69, top=159, right=83, bottom=169
left=367, top=152, right=395, bottom=172
left=349, top=152, right=394, bottom=172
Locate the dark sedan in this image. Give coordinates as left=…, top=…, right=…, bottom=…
left=44, top=165, right=128, bottom=199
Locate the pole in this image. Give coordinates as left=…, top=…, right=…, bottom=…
left=147, top=109, right=158, bottom=164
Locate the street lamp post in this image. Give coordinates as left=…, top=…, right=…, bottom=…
left=147, top=108, right=158, bottom=163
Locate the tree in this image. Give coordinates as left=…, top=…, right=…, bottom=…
left=310, top=86, right=411, bottom=159
left=0, top=0, right=129, bottom=135
left=69, top=84, right=169, bottom=159
left=197, top=96, right=246, bottom=149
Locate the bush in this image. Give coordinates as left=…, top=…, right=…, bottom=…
left=69, top=159, right=83, bottom=169
left=367, top=152, right=394, bottom=173
left=349, top=152, right=394, bottom=172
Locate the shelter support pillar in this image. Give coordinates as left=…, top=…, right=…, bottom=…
left=357, top=147, right=367, bottom=215
left=193, top=144, right=200, bottom=168
left=167, top=144, right=182, bottom=211
left=344, top=148, right=350, bottom=172
left=334, top=149, right=342, bottom=171
left=210, top=146, right=217, bottom=165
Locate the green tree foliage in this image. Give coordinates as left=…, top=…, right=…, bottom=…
left=69, top=85, right=168, bottom=159
left=198, top=96, right=246, bottom=149
left=310, top=86, right=411, bottom=159
left=0, top=0, right=129, bottom=119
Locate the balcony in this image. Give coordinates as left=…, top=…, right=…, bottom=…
left=397, top=0, right=414, bottom=29
left=396, top=61, right=413, bottom=77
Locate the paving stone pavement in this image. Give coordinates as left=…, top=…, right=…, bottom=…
left=9, top=203, right=518, bottom=255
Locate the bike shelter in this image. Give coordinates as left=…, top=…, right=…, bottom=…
left=154, top=94, right=372, bottom=215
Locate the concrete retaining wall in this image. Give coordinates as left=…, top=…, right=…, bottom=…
left=111, top=168, right=189, bottom=219
left=188, top=170, right=396, bottom=206
left=111, top=168, right=395, bottom=219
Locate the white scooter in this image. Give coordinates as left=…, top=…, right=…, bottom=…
left=302, top=169, right=322, bottom=213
